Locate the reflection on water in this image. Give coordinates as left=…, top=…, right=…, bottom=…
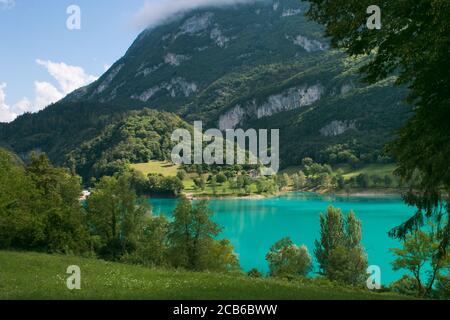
left=149, top=192, right=415, bottom=284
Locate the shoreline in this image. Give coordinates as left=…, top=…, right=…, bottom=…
left=182, top=188, right=403, bottom=201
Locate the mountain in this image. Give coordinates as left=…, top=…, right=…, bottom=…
left=0, top=0, right=411, bottom=176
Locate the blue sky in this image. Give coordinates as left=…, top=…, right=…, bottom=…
left=0, top=0, right=261, bottom=122
left=0, top=0, right=146, bottom=121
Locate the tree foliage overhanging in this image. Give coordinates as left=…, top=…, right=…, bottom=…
left=303, top=0, right=450, bottom=254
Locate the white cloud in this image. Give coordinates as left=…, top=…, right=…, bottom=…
left=0, top=83, right=17, bottom=123
left=0, top=60, right=98, bottom=123
left=0, top=0, right=15, bottom=10
left=133, top=0, right=263, bottom=29
left=34, top=81, right=64, bottom=111
left=12, top=97, right=31, bottom=114
left=36, top=59, right=98, bottom=95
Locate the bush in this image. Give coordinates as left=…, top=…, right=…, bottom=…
left=216, top=173, right=228, bottom=184
left=435, top=274, right=450, bottom=300
left=177, top=170, right=187, bottom=181
left=389, top=275, right=419, bottom=297
left=266, top=237, right=312, bottom=279
left=247, top=268, right=263, bottom=278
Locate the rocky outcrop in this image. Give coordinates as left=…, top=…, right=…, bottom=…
left=340, top=82, right=355, bottom=95
left=210, top=27, right=230, bottom=47
left=176, top=12, right=213, bottom=38
left=289, top=35, right=328, bottom=52
left=219, top=105, right=246, bottom=130
left=136, top=63, right=163, bottom=77
left=282, top=8, right=302, bottom=17
left=320, top=120, right=357, bottom=137
left=132, top=86, right=161, bottom=102
left=93, top=64, right=124, bottom=95
left=164, top=53, right=190, bottom=66
left=167, top=78, right=198, bottom=97
left=256, top=85, right=323, bottom=118
left=131, top=77, right=198, bottom=102
left=219, top=84, right=324, bottom=130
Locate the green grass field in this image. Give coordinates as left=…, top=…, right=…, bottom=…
left=341, top=164, right=396, bottom=180
left=0, top=251, right=410, bottom=300
left=282, top=163, right=396, bottom=179
left=130, top=161, right=262, bottom=197
left=130, top=161, right=180, bottom=177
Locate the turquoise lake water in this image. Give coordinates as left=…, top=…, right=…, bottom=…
left=149, top=192, right=416, bottom=285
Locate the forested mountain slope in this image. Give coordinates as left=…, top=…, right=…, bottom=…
left=0, top=0, right=411, bottom=172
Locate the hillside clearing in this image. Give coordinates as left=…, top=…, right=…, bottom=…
left=130, top=161, right=180, bottom=177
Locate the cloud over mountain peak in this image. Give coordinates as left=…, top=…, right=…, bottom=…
left=133, top=0, right=265, bottom=29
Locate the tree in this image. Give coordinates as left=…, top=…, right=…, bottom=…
left=302, top=157, right=314, bottom=170
left=390, top=230, right=449, bottom=297
left=168, top=197, right=233, bottom=271
left=336, top=173, right=346, bottom=190
left=256, top=177, right=277, bottom=194
left=216, top=172, right=227, bottom=184
left=292, top=171, right=306, bottom=190
left=318, top=172, right=332, bottom=189
left=159, top=176, right=184, bottom=195
left=145, top=174, right=184, bottom=195
left=266, top=237, right=312, bottom=278
left=0, top=149, right=40, bottom=250
left=384, top=175, right=393, bottom=188
left=283, top=174, right=292, bottom=188
left=0, top=150, right=89, bottom=254
left=177, top=169, right=187, bottom=181
left=26, top=154, right=90, bottom=254
left=210, top=175, right=218, bottom=195
left=303, top=0, right=450, bottom=258
left=356, top=173, right=370, bottom=189
left=275, top=174, right=288, bottom=189
left=236, top=175, right=245, bottom=190
left=435, top=274, right=450, bottom=300
left=314, top=206, right=368, bottom=285
left=389, top=275, right=420, bottom=297
left=86, top=174, right=150, bottom=260
left=198, top=239, right=239, bottom=272
left=370, top=174, right=383, bottom=187
left=122, top=215, right=170, bottom=267
left=193, top=177, right=206, bottom=191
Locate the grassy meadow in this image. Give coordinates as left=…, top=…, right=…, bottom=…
left=0, top=251, right=410, bottom=300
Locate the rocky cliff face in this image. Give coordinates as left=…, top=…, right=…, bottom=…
left=219, top=83, right=324, bottom=130
left=320, top=120, right=357, bottom=137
